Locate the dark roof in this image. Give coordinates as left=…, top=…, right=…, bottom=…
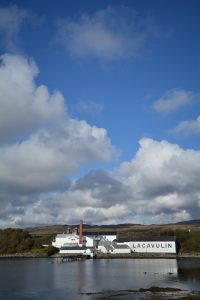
left=98, top=240, right=112, bottom=246
left=118, top=236, right=176, bottom=242
left=105, top=245, right=113, bottom=251
left=112, top=244, right=130, bottom=249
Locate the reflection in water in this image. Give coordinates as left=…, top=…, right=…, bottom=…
left=68, top=258, right=200, bottom=295
left=0, top=258, right=199, bottom=299
left=177, top=258, right=200, bottom=283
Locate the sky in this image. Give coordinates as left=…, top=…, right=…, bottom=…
left=0, top=0, right=200, bottom=228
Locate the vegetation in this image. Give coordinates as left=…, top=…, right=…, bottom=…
left=0, top=223, right=200, bottom=255
left=0, top=228, right=58, bottom=255
left=117, top=227, right=200, bottom=254
left=0, top=228, right=33, bottom=254
left=176, top=231, right=200, bottom=253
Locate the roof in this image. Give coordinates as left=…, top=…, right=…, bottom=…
left=118, top=236, right=176, bottom=242
left=112, top=243, right=130, bottom=249
left=56, top=233, right=78, bottom=238
left=98, top=240, right=112, bottom=246
left=104, top=245, right=113, bottom=251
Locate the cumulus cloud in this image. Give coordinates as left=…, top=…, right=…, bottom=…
left=0, top=54, right=66, bottom=144
left=118, top=138, right=200, bottom=223
left=1, top=135, right=200, bottom=227
left=172, top=115, right=200, bottom=135
left=153, top=89, right=194, bottom=114
left=72, top=170, right=131, bottom=208
left=56, top=6, right=157, bottom=62
left=0, top=53, right=118, bottom=227
left=0, top=54, right=199, bottom=227
left=0, top=121, right=116, bottom=195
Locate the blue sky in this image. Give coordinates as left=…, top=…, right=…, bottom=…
left=0, top=0, right=199, bottom=227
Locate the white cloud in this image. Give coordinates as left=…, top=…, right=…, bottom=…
left=118, top=138, right=200, bottom=223
left=0, top=54, right=117, bottom=223
left=0, top=5, right=30, bottom=51
left=153, top=89, right=194, bottom=114
left=0, top=54, right=199, bottom=227
left=0, top=54, right=66, bottom=144
left=74, top=100, right=103, bottom=117
left=56, top=6, right=157, bottom=62
left=172, top=115, right=200, bottom=135
left=1, top=136, right=200, bottom=227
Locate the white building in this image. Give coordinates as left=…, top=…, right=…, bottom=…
left=98, top=240, right=113, bottom=254
left=97, top=240, right=131, bottom=254
left=111, top=243, right=131, bottom=254
left=52, top=231, right=117, bottom=249
left=52, top=233, right=86, bottom=248
left=52, top=228, right=117, bottom=258
left=85, top=232, right=117, bottom=247
left=98, top=233, right=117, bottom=242
left=118, top=237, right=177, bottom=254
left=52, top=227, right=177, bottom=256
left=59, top=246, right=96, bottom=257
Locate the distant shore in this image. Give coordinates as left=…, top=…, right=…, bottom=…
left=96, top=252, right=200, bottom=259
left=0, top=252, right=200, bottom=259
left=0, top=253, right=48, bottom=258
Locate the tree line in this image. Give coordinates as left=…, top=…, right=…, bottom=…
left=0, top=228, right=57, bottom=256
left=0, top=227, right=199, bottom=255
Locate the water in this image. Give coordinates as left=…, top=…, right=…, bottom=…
left=0, top=258, right=199, bottom=299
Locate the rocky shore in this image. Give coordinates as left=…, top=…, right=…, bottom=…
left=0, top=253, right=48, bottom=258
left=96, top=252, right=200, bottom=259
left=80, top=287, right=200, bottom=300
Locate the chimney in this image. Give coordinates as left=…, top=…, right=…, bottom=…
left=79, top=220, right=83, bottom=246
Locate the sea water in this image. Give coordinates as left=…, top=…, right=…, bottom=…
left=0, top=258, right=199, bottom=299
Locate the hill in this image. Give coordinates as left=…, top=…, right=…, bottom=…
left=175, top=219, right=200, bottom=225
left=26, top=220, right=200, bottom=236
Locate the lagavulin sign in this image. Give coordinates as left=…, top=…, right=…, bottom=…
left=125, top=241, right=176, bottom=253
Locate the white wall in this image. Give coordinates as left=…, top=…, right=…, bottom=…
left=59, top=249, right=86, bottom=254
left=122, top=241, right=176, bottom=253
left=98, top=245, right=108, bottom=254
left=53, top=234, right=116, bottom=249
left=52, top=234, right=87, bottom=248
left=52, top=236, right=78, bottom=248
left=112, top=248, right=131, bottom=254
left=59, top=247, right=95, bottom=258
left=85, top=236, right=96, bottom=247
left=85, top=235, right=116, bottom=247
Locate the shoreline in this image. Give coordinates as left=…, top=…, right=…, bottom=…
left=81, top=288, right=200, bottom=300
left=0, top=252, right=200, bottom=259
